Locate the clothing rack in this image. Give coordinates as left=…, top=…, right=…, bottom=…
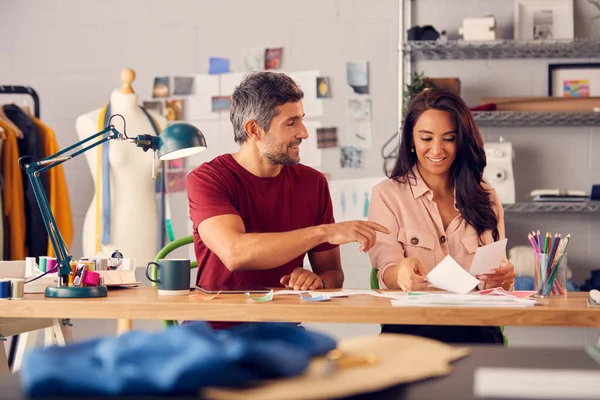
left=0, top=84, right=40, bottom=371
left=0, top=85, right=40, bottom=118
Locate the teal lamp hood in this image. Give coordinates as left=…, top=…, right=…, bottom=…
left=157, top=123, right=207, bottom=161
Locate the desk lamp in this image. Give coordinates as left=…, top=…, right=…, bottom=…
left=21, top=119, right=207, bottom=298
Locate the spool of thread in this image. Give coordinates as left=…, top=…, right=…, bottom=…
left=46, top=257, right=58, bottom=273
left=91, top=258, right=109, bottom=271
left=0, top=279, right=10, bottom=300
left=83, top=271, right=100, bottom=287
left=38, top=256, right=48, bottom=272
left=69, top=261, right=78, bottom=286
left=10, top=279, right=24, bottom=300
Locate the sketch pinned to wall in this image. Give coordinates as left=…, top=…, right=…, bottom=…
left=209, top=57, right=230, bottom=74
left=166, top=171, right=187, bottom=193
left=301, top=120, right=323, bottom=168
left=343, top=123, right=372, bottom=149
left=316, top=77, right=331, bottom=98
left=211, top=96, right=231, bottom=112
left=186, top=75, right=220, bottom=120
left=165, top=99, right=184, bottom=121
left=173, top=76, right=195, bottom=95
left=243, top=47, right=266, bottom=72
left=533, top=9, right=553, bottom=40
left=288, top=70, right=323, bottom=117
left=346, top=61, right=369, bottom=94
left=152, top=76, right=169, bottom=98
left=340, top=146, right=363, bottom=169
left=328, top=177, right=384, bottom=222
left=265, top=48, right=283, bottom=70
left=143, top=101, right=163, bottom=116
left=348, top=99, right=372, bottom=123
left=316, top=127, right=338, bottom=149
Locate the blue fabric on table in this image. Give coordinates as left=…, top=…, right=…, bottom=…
left=20, top=322, right=336, bottom=396
left=514, top=276, right=577, bottom=292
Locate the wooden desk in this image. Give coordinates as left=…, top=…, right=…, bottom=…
left=0, top=288, right=597, bottom=327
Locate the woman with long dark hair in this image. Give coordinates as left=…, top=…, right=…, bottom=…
left=368, top=88, right=515, bottom=344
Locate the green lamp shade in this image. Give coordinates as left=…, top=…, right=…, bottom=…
left=158, top=123, right=207, bottom=161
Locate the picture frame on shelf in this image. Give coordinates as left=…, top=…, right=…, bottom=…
left=514, top=0, right=574, bottom=40
left=548, top=63, right=600, bottom=97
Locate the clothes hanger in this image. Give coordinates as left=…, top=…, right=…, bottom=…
left=0, top=100, right=24, bottom=139
left=20, top=100, right=32, bottom=117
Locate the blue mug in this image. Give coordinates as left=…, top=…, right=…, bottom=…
left=145, top=259, right=190, bottom=296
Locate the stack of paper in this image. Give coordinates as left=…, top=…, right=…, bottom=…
left=391, top=292, right=537, bottom=308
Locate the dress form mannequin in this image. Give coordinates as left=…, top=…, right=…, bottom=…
left=76, top=69, right=167, bottom=265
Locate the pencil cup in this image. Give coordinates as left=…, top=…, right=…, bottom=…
left=534, top=253, right=567, bottom=298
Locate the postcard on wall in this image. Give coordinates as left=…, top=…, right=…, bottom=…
left=340, top=146, right=364, bottom=169
left=343, top=123, right=373, bottom=149
left=346, top=61, right=369, bottom=94
left=317, top=77, right=331, bottom=98
left=288, top=70, right=323, bottom=117
left=265, top=47, right=283, bottom=70
left=209, top=57, right=230, bottom=75
left=348, top=99, right=372, bottom=123
left=142, top=101, right=163, bottom=117
left=165, top=99, right=184, bottom=121
left=173, top=76, right=195, bottom=95
left=316, top=127, right=338, bottom=149
left=166, top=170, right=187, bottom=193
left=533, top=9, right=553, bottom=40
left=152, top=76, right=170, bottom=98
left=211, top=96, right=231, bottom=112
left=243, top=47, right=266, bottom=72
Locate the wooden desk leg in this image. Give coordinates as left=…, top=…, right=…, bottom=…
left=12, top=331, right=38, bottom=373
left=0, top=341, right=9, bottom=373
left=116, top=319, right=132, bottom=335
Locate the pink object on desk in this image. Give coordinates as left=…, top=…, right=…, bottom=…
left=82, top=270, right=100, bottom=287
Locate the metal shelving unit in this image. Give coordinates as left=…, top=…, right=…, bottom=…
left=473, top=111, right=600, bottom=127
left=404, top=38, right=600, bottom=60
left=503, top=202, right=600, bottom=213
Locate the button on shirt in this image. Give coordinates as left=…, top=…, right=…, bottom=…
left=368, top=166, right=505, bottom=289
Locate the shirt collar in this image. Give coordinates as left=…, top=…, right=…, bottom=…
left=409, top=165, right=459, bottom=210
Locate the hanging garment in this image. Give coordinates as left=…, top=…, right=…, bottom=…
left=95, top=104, right=162, bottom=252
left=0, top=118, right=26, bottom=260
left=3, top=104, right=48, bottom=258
left=32, top=117, right=74, bottom=257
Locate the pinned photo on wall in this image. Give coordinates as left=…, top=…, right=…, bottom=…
left=346, top=61, right=369, bottom=94
left=167, top=158, right=185, bottom=171
left=344, top=123, right=373, bottom=149
left=340, top=146, right=364, bottom=169
left=243, top=47, right=266, bottom=71
left=166, top=171, right=187, bottom=193
left=265, top=47, right=283, bottom=70
left=173, top=76, right=195, bottom=95
left=316, top=77, right=331, bottom=98
left=165, top=99, right=184, bottom=121
left=152, top=76, right=169, bottom=98
left=211, top=96, right=231, bottom=112
left=316, top=127, right=338, bottom=149
left=348, top=99, right=372, bottom=123
left=142, top=101, right=163, bottom=116
left=209, top=57, right=230, bottom=74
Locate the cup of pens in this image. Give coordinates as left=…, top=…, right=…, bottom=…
left=529, top=231, right=570, bottom=298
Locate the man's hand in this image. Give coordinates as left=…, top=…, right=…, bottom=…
left=478, top=260, right=516, bottom=291
left=396, top=257, right=430, bottom=292
left=280, top=268, right=323, bottom=291
left=323, top=221, right=390, bottom=252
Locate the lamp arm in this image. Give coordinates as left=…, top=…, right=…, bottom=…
left=22, top=126, right=123, bottom=282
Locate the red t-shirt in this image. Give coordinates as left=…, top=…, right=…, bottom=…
left=186, top=153, right=337, bottom=296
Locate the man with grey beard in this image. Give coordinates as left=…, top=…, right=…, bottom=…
left=186, top=72, right=389, bottom=329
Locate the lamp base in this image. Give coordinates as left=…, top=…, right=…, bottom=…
left=45, top=285, right=108, bottom=298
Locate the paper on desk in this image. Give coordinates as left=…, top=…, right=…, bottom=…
left=468, top=238, right=507, bottom=276
left=474, top=368, right=600, bottom=399
left=426, top=255, right=480, bottom=294
left=391, top=293, right=536, bottom=307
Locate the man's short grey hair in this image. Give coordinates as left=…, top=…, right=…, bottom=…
left=230, top=72, right=304, bottom=144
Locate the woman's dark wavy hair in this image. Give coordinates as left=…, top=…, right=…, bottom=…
left=389, top=88, right=499, bottom=241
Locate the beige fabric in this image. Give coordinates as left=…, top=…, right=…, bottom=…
left=202, top=334, right=469, bottom=400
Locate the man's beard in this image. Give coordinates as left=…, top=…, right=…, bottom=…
left=261, top=136, right=302, bottom=166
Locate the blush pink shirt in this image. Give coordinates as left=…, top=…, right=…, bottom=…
left=368, top=166, right=505, bottom=289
